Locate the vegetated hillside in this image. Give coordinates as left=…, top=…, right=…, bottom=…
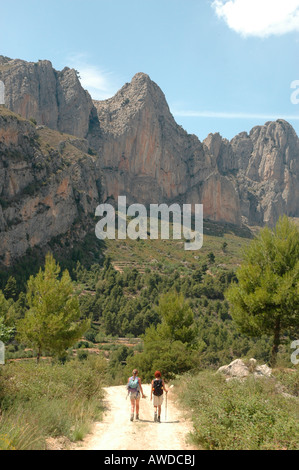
left=2, top=214, right=295, bottom=369
left=103, top=219, right=253, bottom=274
left=72, top=227, right=293, bottom=373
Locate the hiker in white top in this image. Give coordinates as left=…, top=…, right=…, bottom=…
left=151, top=370, right=169, bottom=423
left=127, top=369, right=145, bottom=421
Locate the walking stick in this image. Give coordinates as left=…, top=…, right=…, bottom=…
left=165, top=385, right=173, bottom=422
left=165, top=391, right=168, bottom=421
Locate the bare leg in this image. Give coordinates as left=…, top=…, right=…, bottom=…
left=130, top=399, right=135, bottom=420
left=136, top=399, right=140, bottom=417
left=158, top=405, right=162, bottom=421
left=154, top=406, right=158, bottom=422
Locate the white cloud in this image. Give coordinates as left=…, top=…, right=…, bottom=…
left=172, top=109, right=299, bottom=120
left=212, top=0, right=299, bottom=37
left=67, top=54, right=118, bottom=100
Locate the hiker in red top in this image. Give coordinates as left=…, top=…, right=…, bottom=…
left=127, top=369, right=145, bottom=422
left=150, top=370, right=169, bottom=423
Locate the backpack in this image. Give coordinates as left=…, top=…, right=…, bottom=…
left=153, top=378, right=163, bottom=396
left=128, top=376, right=139, bottom=390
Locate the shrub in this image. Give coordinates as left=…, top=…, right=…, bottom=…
left=176, top=371, right=299, bottom=450
left=77, top=350, right=88, bottom=361
left=84, top=330, right=97, bottom=343
left=0, top=357, right=107, bottom=449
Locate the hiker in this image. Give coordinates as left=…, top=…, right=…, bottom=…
left=151, top=370, right=169, bottom=423
left=127, top=369, right=145, bottom=421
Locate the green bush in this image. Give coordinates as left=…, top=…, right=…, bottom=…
left=77, top=350, right=89, bottom=361
left=84, top=329, right=97, bottom=343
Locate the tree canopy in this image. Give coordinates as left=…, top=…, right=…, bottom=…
left=225, top=216, right=299, bottom=366
left=126, top=292, right=199, bottom=380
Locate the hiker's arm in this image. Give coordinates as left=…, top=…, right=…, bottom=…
left=163, top=380, right=169, bottom=393
left=138, top=378, right=145, bottom=398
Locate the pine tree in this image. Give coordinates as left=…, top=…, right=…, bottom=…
left=226, top=216, right=299, bottom=366
left=17, top=254, right=90, bottom=363
left=4, top=276, right=17, bottom=301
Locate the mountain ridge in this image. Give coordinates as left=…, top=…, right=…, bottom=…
left=1, top=56, right=299, bottom=264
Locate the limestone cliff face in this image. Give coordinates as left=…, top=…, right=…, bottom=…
left=1, top=56, right=299, bottom=239
left=0, top=56, right=100, bottom=141
left=94, top=73, right=241, bottom=225
left=0, top=108, right=101, bottom=265
left=206, top=120, right=299, bottom=225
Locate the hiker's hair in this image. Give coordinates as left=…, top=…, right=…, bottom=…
left=154, top=371, right=161, bottom=378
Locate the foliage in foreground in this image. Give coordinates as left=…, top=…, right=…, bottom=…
left=176, top=370, right=299, bottom=450
left=0, top=356, right=107, bottom=450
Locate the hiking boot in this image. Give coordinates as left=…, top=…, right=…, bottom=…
left=158, top=416, right=161, bottom=423
left=130, top=414, right=134, bottom=422
left=136, top=414, right=139, bottom=420
left=154, top=413, right=157, bottom=422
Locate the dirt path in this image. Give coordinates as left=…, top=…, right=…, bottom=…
left=77, top=384, right=198, bottom=451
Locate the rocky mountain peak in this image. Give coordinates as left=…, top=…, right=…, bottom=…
left=0, top=58, right=100, bottom=141
left=92, top=73, right=241, bottom=224
left=94, top=72, right=171, bottom=137
left=131, top=71, right=151, bottom=84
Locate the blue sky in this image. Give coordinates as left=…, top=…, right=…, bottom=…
left=1, top=0, right=299, bottom=140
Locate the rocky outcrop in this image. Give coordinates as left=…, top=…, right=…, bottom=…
left=205, top=120, right=299, bottom=226
left=0, top=107, right=101, bottom=265
left=217, top=358, right=272, bottom=381
left=0, top=56, right=101, bottom=142
left=241, top=120, right=299, bottom=225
